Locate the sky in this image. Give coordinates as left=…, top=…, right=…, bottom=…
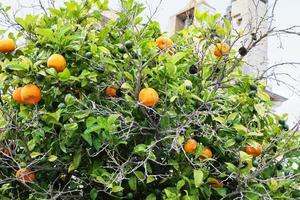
left=1, top=0, right=300, bottom=124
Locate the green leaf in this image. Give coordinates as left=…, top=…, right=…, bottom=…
left=267, top=178, right=279, bottom=192
left=170, top=96, right=177, bottom=102
left=48, top=155, right=58, bottom=162
left=133, top=144, right=147, bottom=155
left=99, top=46, right=110, bottom=55
left=108, top=114, right=119, bottom=124
left=165, top=62, right=177, bottom=76
left=93, top=138, right=101, bottom=151
left=194, top=169, right=204, bottom=188
left=147, top=175, right=155, bottom=184
left=239, top=151, right=252, bottom=162
left=58, top=68, right=71, bottom=81
left=35, top=28, right=53, bottom=38
left=134, top=171, right=145, bottom=180
left=129, top=176, right=137, bottom=191
left=46, top=68, right=58, bottom=76
left=90, top=188, right=98, bottom=200
left=233, top=124, right=247, bottom=134
left=227, top=113, right=238, bottom=121
left=254, top=104, right=266, bottom=117
left=214, top=188, right=227, bottom=197
left=112, top=186, right=123, bottom=193
left=30, top=152, right=42, bottom=158
left=41, top=109, right=62, bottom=124
left=214, top=116, right=225, bottom=125
left=225, top=162, right=237, bottom=173
left=145, top=193, right=156, bottom=200
left=176, top=179, right=185, bottom=191
left=68, top=150, right=82, bottom=173
left=257, top=91, right=270, bottom=102
left=64, top=123, right=78, bottom=132
left=82, top=132, right=93, bottom=146
left=225, top=139, right=236, bottom=148
left=171, top=52, right=186, bottom=64
left=224, top=18, right=231, bottom=33
left=27, top=139, right=36, bottom=151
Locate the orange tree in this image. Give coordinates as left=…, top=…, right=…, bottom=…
left=0, top=0, right=300, bottom=199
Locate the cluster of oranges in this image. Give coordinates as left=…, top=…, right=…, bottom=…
left=183, top=138, right=213, bottom=160
left=1, top=35, right=232, bottom=184
left=11, top=53, right=67, bottom=105
left=184, top=138, right=263, bottom=159
left=1, top=38, right=71, bottom=182
left=183, top=138, right=263, bottom=188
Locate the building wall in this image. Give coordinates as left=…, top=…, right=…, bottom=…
left=230, top=0, right=269, bottom=76
left=169, top=1, right=216, bottom=35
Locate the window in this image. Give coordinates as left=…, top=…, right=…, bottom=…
left=237, top=18, right=243, bottom=26
left=175, top=8, right=194, bottom=32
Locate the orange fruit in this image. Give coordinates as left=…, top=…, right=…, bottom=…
left=138, top=88, right=159, bottom=107
left=245, top=144, right=262, bottom=157
left=16, top=168, right=35, bottom=183
left=12, top=87, right=23, bottom=104
left=156, top=36, right=173, bottom=50
left=0, top=147, right=12, bottom=157
left=213, top=43, right=230, bottom=57
left=106, top=86, right=117, bottom=97
left=47, top=54, right=67, bottom=72
left=199, top=147, right=213, bottom=160
left=20, top=84, right=42, bottom=105
left=208, top=178, right=224, bottom=188
left=0, top=38, right=16, bottom=53
left=183, top=139, right=197, bottom=153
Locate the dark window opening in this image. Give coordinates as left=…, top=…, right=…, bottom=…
left=175, top=8, right=194, bottom=32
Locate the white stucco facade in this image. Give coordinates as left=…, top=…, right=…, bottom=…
left=230, top=0, right=269, bottom=76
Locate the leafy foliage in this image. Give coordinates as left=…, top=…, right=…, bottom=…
left=0, top=0, right=299, bottom=199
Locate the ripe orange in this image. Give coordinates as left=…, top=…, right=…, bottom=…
left=156, top=36, right=173, bottom=50
left=106, top=86, right=117, bottom=97
left=208, top=178, right=224, bottom=188
left=213, top=43, right=230, bottom=57
left=138, top=88, right=159, bottom=107
left=16, top=168, right=35, bottom=183
left=12, top=87, right=23, bottom=104
left=199, top=147, right=213, bottom=160
left=0, top=38, right=16, bottom=53
left=183, top=139, right=197, bottom=153
left=245, top=144, right=262, bottom=157
left=20, top=84, right=42, bottom=105
left=0, top=147, right=12, bottom=157
left=47, top=54, right=67, bottom=72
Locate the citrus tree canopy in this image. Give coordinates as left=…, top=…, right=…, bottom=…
left=0, top=0, right=299, bottom=199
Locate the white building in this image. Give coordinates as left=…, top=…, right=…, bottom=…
left=169, top=0, right=287, bottom=106
left=229, top=0, right=268, bottom=76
